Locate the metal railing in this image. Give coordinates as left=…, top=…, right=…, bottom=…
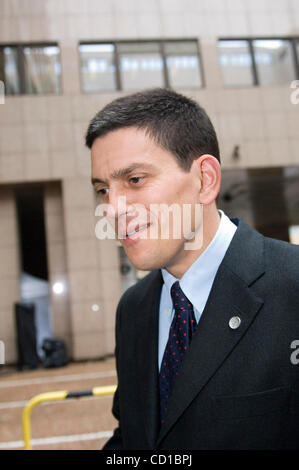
left=22, top=385, right=117, bottom=450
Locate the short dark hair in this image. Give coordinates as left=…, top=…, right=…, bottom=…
left=85, top=88, right=220, bottom=171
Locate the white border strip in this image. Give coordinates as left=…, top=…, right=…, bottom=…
left=0, top=430, right=113, bottom=449
left=0, top=370, right=116, bottom=388
left=0, top=393, right=113, bottom=410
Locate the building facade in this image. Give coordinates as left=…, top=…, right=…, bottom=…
left=0, top=0, right=299, bottom=364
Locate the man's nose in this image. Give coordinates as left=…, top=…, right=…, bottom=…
left=106, top=188, right=128, bottom=220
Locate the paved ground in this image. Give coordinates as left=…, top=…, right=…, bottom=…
left=0, top=357, right=118, bottom=450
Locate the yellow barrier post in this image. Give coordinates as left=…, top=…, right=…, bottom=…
left=22, top=391, right=68, bottom=450
left=22, top=385, right=117, bottom=450
left=92, top=385, right=117, bottom=397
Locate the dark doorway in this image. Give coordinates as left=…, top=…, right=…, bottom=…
left=15, top=185, right=48, bottom=280
left=14, top=184, right=52, bottom=362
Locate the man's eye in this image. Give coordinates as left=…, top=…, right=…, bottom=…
left=98, top=188, right=109, bottom=196
left=130, top=176, right=143, bottom=184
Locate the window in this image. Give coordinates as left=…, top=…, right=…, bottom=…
left=0, top=43, right=61, bottom=95
left=252, top=39, right=296, bottom=86
left=23, top=45, right=61, bottom=94
left=164, top=40, right=202, bottom=88
left=218, top=40, right=254, bottom=87
left=0, top=47, right=20, bottom=94
left=79, top=43, right=116, bottom=92
left=79, top=40, right=203, bottom=92
left=218, top=38, right=299, bottom=87
left=118, top=42, right=164, bottom=91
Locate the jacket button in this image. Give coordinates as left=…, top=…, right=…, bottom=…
left=229, top=316, right=241, bottom=329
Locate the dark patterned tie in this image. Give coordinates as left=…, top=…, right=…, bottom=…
left=159, top=281, right=198, bottom=424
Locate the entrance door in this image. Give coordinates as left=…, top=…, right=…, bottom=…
left=15, top=184, right=52, bottom=359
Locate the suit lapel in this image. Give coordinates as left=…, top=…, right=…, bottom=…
left=135, top=270, right=163, bottom=448
left=156, top=219, right=266, bottom=447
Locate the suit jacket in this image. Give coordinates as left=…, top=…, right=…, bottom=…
left=103, top=218, right=299, bottom=450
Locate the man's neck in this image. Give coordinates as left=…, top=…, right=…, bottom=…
left=164, top=206, right=221, bottom=279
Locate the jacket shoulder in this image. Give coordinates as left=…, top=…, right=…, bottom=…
left=264, top=235, right=299, bottom=272
left=118, top=269, right=161, bottom=309
left=262, top=235, right=299, bottom=295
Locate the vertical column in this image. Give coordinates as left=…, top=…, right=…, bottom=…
left=44, top=182, right=72, bottom=354
left=63, top=177, right=122, bottom=360
left=60, top=39, right=81, bottom=95
left=0, top=187, right=20, bottom=364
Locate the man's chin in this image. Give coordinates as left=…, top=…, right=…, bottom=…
left=123, top=252, right=162, bottom=272
left=129, top=260, right=160, bottom=272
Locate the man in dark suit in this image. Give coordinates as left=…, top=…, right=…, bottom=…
left=86, top=88, right=299, bottom=450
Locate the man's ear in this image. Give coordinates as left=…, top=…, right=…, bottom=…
left=195, top=154, right=221, bottom=205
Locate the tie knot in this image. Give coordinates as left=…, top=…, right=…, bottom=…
left=170, top=281, right=193, bottom=310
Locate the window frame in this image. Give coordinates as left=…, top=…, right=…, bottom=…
left=218, top=36, right=299, bottom=87
left=116, top=40, right=166, bottom=91
left=79, top=38, right=204, bottom=93
left=78, top=42, right=117, bottom=93
left=0, top=42, right=62, bottom=96
left=163, top=39, right=204, bottom=89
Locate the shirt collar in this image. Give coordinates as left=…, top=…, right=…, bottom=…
left=161, top=210, right=237, bottom=314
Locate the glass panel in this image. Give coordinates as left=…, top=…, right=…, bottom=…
left=1, top=47, right=20, bottom=95
left=118, top=42, right=164, bottom=91
left=253, top=39, right=296, bottom=86
left=165, top=41, right=202, bottom=88
left=218, top=40, right=254, bottom=87
left=79, top=43, right=116, bottom=92
left=23, top=45, right=61, bottom=94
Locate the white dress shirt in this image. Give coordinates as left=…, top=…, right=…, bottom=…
left=158, top=209, right=237, bottom=370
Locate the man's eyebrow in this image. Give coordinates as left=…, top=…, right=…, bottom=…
left=91, top=163, right=155, bottom=186
left=91, top=177, right=105, bottom=186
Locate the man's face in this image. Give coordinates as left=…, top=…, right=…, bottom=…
left=91, top=127, right=203, bottom=275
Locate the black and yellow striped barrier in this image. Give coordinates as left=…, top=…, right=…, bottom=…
left=22, top=385, right=117, bottom=450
